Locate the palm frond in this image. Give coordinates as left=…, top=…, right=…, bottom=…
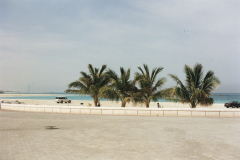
left=80, top=71, right=93, bottom=82
left=193, top=63, right=203, bottom=89
left=152, top=77, right=167, bottom=92
left=184, top=64, right=193, bottom=90
left=168, top=63, right=220, bottom=108
left=88, top=64, right=95, bottom=77
left=94, top=68, right=99, bottom=76
left=168, top=74, right=188, bottom=93
left=99, top=64, right=107, bottom=76
left=134, top=64, right=166, bottom=107
left=66, top=64, right=110, bottom=106
left=151, top=67, right=163, bottom=83
left=137, top=66, right=145, bottom=75
left=126, top=68, right=131, bottom=80
left=143, top=64, right=150, bottom=78
left=103, top=67, right=136, bottom=105
left=100, top=87, right=119, bottom=101
left=106, top=69, right=118, bottom=81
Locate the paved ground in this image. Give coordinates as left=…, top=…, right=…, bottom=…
left=0, top=110, right=240, bottom=160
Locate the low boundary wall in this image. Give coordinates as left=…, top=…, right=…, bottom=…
left=1, top=104, right=240, bottom=117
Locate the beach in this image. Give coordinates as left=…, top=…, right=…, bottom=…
left=0, top=94, right=225, bottom=109
left=0, top=94, right=60, bottom=97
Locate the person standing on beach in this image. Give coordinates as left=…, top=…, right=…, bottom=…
left=97, top=100, right=101, bottom=107
left=157, top=103, right=161, bottom=108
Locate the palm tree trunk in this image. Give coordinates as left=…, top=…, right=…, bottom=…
left=94, top=98, right=98, bottom=107
left=145, top=100, right=150, bottom=108
left=191, top=102, right=196, bottom=108
left=121, top=101, right=126, bottom=107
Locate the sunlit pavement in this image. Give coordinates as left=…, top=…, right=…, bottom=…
left=0, top=110, right=240, bottom=160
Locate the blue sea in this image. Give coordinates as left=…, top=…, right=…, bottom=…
left=1, top=92, right=240, bottom=104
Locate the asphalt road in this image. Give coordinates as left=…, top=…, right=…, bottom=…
left=0, top=110, right=240, bottom=160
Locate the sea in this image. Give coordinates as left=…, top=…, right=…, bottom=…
left=1, top=92, right=240, bottom=104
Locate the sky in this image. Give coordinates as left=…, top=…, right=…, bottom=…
left=0, top=0, right=240, bottom=93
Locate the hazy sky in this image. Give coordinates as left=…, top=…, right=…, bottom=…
left=1, top=0, right=240, bottom=93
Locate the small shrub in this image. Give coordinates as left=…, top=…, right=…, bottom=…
left=88, top=103, right=92, bottom=107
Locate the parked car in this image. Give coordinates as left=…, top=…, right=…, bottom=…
left=55, top=97, right=71, bottom=103
left=224, top=101, right=240, bottom=108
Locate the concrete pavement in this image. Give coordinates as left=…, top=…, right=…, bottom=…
left=0, top=110, right=240, bottom=160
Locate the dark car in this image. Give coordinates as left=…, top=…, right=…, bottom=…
left=224, top=101, right=240, bottom=108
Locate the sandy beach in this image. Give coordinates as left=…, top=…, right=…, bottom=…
left=0, top=94, right=225, bottom=109
left=0, top=94, right=63, bottom=97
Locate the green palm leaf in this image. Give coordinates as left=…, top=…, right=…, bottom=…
left=134, top=64, right=167, bottom=108
left=101, top=67, right=137, bottom=107
left=65, top=64, right=109, bottom=106
left=167, top=63, right=220, bottom=108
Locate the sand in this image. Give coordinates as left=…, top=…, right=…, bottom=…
left=0, top=94, right=63, bottom=97
left=0, top=93, right=225, bottom=108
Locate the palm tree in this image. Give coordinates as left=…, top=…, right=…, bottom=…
left=65, top=64, right=109, bottom=107
left=167, top=63, right=220, bottom=108
left=134, top=64, right=167, bottom=108
left=101, top=67, right=137, bottom=107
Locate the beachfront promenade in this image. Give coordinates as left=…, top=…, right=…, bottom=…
left=1, top=110, right=240, bottom=159
left=1, top=103, right=240, bottom=117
